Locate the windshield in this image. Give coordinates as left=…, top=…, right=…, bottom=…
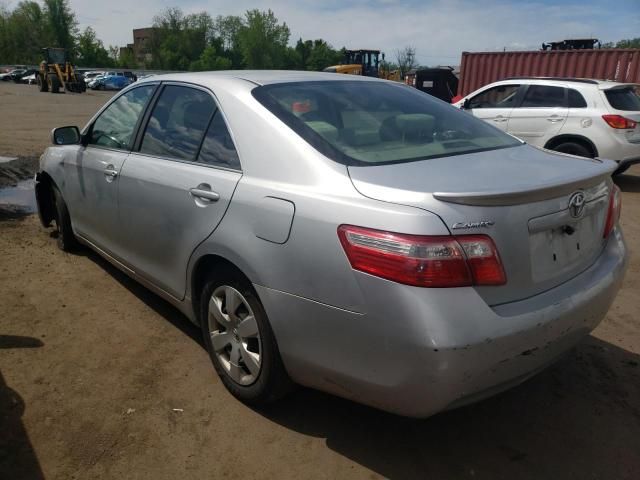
left=605, top=87, right=640, bottom=111
left=252, top=81, right=521, bottom=166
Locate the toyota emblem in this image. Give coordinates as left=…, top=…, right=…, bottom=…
left=568, top=191, right=586, bottom=218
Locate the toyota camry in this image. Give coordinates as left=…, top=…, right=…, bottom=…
left=35, top=71, right=627, bottom=417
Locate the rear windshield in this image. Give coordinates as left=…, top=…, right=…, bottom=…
left=252, top=81, right=521, bottom=166
left=605, top=87, right=640, bottom=111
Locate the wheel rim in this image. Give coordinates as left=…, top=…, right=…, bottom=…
left=208, top=286, right=261, bottom=386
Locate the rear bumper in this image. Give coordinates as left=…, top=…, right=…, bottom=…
left=257, top=227, right=627, bottom=418
left=596, top=131, right=640, bottom=165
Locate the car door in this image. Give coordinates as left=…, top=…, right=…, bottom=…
left=465, top=84, right=522, bottom=131
left=115, top=83, right=242, bottom=299
left=64, top=84, right=157, bottom=250
left=507, top=84, right=569, bottom=146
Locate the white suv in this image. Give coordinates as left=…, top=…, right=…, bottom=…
left=454, top=77, right=640, bottom=174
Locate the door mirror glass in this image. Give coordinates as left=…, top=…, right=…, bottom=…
left=462, top=98, right=470, bottom=110
left=52, top=126, right=80, bottom=145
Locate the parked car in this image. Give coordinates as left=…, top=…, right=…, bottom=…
left=83, top=71, right=105, bottom=84
left=123, top=70, right=137, bottom=83
left=35, top=72, right=627, bottom=418
left=11, top=68, right=36, bottom=82
left=88, top=74, right=131, bottom=90
left=20, top=73, right=37, bottom=85
left=454, top=77, right=640, bottom=174
left=0, top=68, right=26, bottom=81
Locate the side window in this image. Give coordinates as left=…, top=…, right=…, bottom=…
left=140, top=85, right=215, bottom=161
left=468, top=85, right=520, bottom=109
left=568, top=89, right=587, bottom=108
left=197, top=111, right=241, bottom=170
left=520, top=85, right=566, bottom=108
left=88, top=85, right=155, bottom=150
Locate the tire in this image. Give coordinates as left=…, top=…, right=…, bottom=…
left=52, top=185, right=78, bottom=252
left=200, top=268, right=292, bottom=405
left=551, top=141, right=593, bottom=158
left=37, top=74, right=48, bottom=92
left=48, top=73, right=60, bottom=94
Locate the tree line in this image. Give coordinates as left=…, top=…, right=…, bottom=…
left=1, top=1, right=638, bottom=72
left=0, top=1, right=347, bottom=71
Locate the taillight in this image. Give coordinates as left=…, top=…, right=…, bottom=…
left=603, top=184, right=622, bottom=238
left=337, top=225, right=506, bottom=287
left=602, top=114, right=637, bottom=129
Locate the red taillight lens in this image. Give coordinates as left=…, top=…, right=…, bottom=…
left=602, top=114, right=637, bottom=129
left=337, top=225, right=506, bottom=287
left=603, top=184, right=622, bottom=238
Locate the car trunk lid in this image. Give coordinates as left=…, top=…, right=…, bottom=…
left=348, top=144, right=616, bottom=305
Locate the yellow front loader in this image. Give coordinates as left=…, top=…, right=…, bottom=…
left=37, top=48, right=86, bottom=94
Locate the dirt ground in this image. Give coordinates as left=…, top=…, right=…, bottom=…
left=1, top=81, right=639, bottom=480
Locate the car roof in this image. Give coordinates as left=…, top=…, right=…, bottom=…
left=135, top=70, right=385, bottom=87
left=499, top=76, right=637, bottom=90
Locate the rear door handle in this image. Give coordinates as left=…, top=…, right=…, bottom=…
left=547, top=115, right=563, bottom=123
left=189, top=187, right=220, bottom=202
left=493, top=115, right=508, bottom=122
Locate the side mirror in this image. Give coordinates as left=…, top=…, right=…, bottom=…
left=51, top=126, right=80, bottom=145
left=462, top=98, right=471, bottom=110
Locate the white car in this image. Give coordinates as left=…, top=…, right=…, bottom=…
left=454, top=77, right=640, bottom=174
left=83, top=71, right=105, bottom=84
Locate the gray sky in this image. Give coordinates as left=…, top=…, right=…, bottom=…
left=60, top=0, right=640, bottom=66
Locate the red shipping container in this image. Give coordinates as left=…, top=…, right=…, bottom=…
left=458, top=49, right=640, bottom=97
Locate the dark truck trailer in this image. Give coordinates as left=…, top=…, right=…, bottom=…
left=405, top=67, right=459, bottom=103
left=457, top=49, right=640, bottom=97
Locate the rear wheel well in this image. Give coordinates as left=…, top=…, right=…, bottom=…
left=35, top=171, right=56, bottom=227
left=544, top=135, right=598, bottom=158
left=191, top=255, right=252, bottom=324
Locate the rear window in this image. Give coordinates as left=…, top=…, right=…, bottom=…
left=252, top=81, right=521, bottom=166
left=605, top=87, right=640, bottom=111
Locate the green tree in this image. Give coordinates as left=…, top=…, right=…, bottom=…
left=615, top=38, right=640, bottom=49
left=150, top=8, right=213, bottom=70
left=190, top=44, right=232, bottom=71
left=44, top=0, right=78, bottom=56
left=307, top=39, right=342, bottom=71
left=117, top=48, right=137, bottom=69
left=77, top=27, right=113, bottom=67
left=237, top=9, right=290, bottom=69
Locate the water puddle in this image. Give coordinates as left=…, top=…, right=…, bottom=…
left=0, top=179, right=36, bottom=218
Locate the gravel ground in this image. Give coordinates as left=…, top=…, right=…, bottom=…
left=1, top=81, right=639, bottom=480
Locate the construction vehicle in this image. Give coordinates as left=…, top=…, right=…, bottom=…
left=36, top=48, right=86, bottom=94
left=323, top=49, right=400, bottom=81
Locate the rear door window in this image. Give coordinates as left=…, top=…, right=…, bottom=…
left=468, top=84, right=520, bottom=108
left=520, top=85, right=566, bottom=108
left=605, top=87, right=640, bottom=111
left=88, top=85, right=155, bottom=150
left=140, top=85, right=215, bottom=161
left=196, top=111, right=241, bottom=170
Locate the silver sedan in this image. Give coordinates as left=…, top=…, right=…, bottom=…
left=35, top=71, right=627, bottom=417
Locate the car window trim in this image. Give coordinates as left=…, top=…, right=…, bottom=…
left=131, top=150, right=243, bottom=173
left=84, top=82, right=160, bottom=153
left=133, top=80, right=242, bottom=171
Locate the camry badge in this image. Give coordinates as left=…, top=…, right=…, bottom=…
left=451, top=221, right=495, bottom=230
left=568, top=191, right=586, bottom=218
